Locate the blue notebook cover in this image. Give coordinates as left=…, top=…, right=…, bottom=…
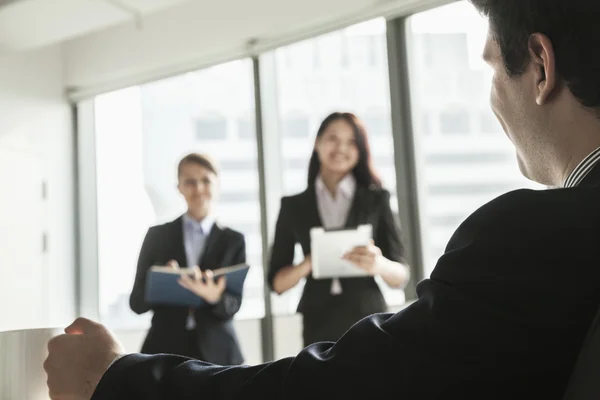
left=145, top=264, right=249, bottom=308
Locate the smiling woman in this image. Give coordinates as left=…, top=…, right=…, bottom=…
left=267, top=111, right=410, bottom=347
left=128, top=152, right=248, bottom=366
left=92, top=59, right=266, bottom=331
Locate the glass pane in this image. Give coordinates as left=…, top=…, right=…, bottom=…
left=95, top=59, right=265, bottom=330
left=406, top=1, right=542, bottom=278
left=266, top=17, right=403, bottom=317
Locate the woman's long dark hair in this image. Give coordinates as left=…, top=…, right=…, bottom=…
left=307, top=112, right=382, bottom=189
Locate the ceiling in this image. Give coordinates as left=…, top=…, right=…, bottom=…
left=0, top=0, right=454, bottom=98
left=0, top=0, right=194, bottom=51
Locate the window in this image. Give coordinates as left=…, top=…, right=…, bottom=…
left=340, top=33, right=350, bottom=67
left=363, top=109, right=389, bottom=136
left=422, top=33, right=469, bottom=70
left=94, top=59, right=265, bottom=330
left=237, top=115, right=255, bottom=139
left=266, top=18, right=402, bottom=316
left=479, top=110, right=503, bottom=134
left=194, top=115, right=227, bottom=140
left=282, top=113, right=310, bottom=138
left=420, top=112, right=433, bottom=135
left=407, top=2, right=542, bottom=278
left=440, top=107, right=470, bottom=134
left=312, top=41, right=321, bottom=69
left=367, top=35, right=379, bottom=67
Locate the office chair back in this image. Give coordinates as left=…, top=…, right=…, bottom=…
left=562, top=306, right=600, bottom=400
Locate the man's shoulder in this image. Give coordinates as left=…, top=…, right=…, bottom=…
left=452, top=186, right=600, bottom=246
left=474, top=185, right=599, bottom=220
left=470, top=188, right=542, bottom=222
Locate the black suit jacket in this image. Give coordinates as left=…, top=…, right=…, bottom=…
left=129, top=217, right=246, bottom=365
left=94, top=165, right=600, bottom=400
left=268, top=186, right=406, bottom=318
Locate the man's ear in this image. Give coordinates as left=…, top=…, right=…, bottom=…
left=528, top=33, right=557, bottom=105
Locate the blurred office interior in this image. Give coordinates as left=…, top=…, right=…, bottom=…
left=0, top=0, right=539, bottom=364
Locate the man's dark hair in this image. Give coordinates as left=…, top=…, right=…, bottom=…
left=470, top=0, right=600, bottom=110
left=177, top=153, right=219, bottom=177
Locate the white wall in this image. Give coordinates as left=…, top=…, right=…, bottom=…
left=0, top=46, right=75, bottom=331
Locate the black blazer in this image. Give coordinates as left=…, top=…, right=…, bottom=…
left=268, top=185, right=406, bottom=317
left=129, top=216, right=246, bottom=366
left=93, top=164, right=600, bottom=400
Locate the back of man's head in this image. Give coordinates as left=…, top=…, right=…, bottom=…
left=470, top=0, right=600, bottom=113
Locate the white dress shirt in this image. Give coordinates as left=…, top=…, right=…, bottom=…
left=315, top=174, right=357, bottom=295
left=182, top=213, right=215, bottom=330
left=182, top=214, right=214, bottom=267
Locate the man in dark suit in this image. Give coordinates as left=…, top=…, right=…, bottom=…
left=44, top=0, right=600, bottom=399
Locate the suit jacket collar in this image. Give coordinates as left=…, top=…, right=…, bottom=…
left=302, top=184, right=370, bottom=230
left=304, top=185, right=323, bottom=228
left=182, top=213, right=215, bottom=235
left=199, top=221, right=223, bottom=267
left=314, top=174, right=357, bottom=201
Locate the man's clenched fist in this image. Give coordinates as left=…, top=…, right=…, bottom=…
left=44, top=318, right=126, bottom=400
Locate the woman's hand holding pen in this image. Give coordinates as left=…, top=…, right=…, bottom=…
left=343, top=240, right=382, bottom=276
left=178, top=266, right=227, bottom=304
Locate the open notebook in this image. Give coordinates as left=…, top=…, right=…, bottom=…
left=144, top=263, right=250, bottom=308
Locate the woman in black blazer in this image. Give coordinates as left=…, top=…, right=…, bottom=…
left=268, top=112, right=410, bottom=347
left=129, top=153, right=246, bottom=365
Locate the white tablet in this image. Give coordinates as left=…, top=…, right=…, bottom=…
left=310, top=224, right=373, bottom=279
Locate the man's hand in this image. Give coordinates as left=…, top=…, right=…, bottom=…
left=178, top=266, right=227, bottom=304
left=44, top=318, right=126, bottom=400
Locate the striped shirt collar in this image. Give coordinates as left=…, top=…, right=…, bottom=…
left=563, top=146, right=600, bottom=188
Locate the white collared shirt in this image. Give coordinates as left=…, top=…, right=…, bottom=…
left=315, top=174, right=357, bottom=230
left=182, top=214, right=215, bottom=267
left=314, top=174, right=357, bottom=295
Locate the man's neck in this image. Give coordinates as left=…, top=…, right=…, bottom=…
left=544, top=104, right=600, bottom=186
